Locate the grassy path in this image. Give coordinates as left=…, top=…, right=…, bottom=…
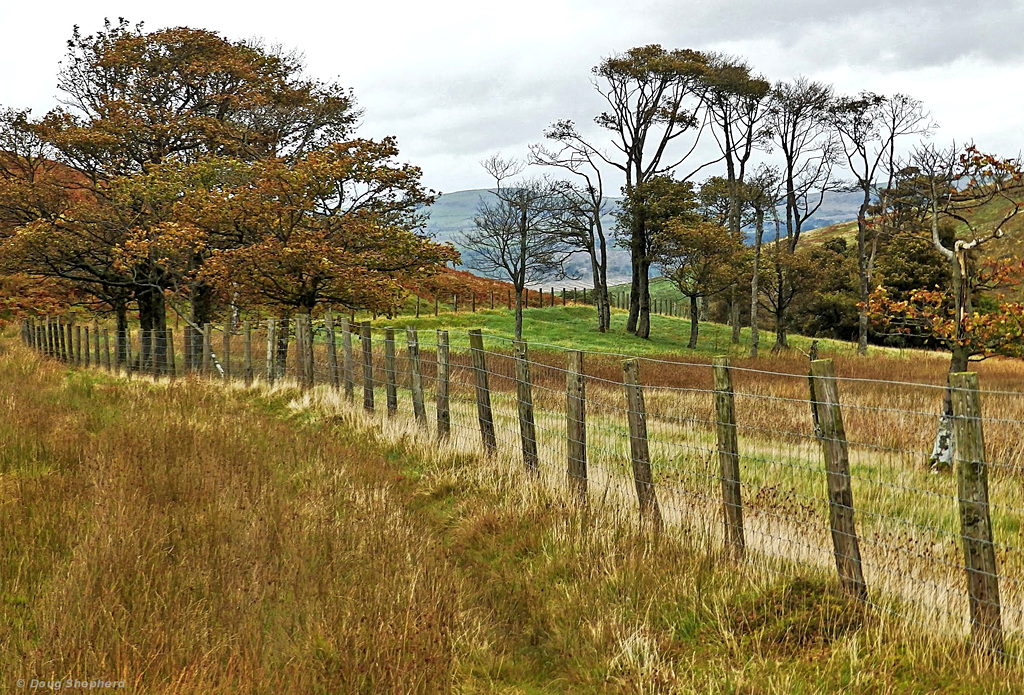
left=1, top=343, right=1022, bottom=693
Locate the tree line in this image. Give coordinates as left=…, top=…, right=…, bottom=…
left=0, top=19, right=458, bottom=372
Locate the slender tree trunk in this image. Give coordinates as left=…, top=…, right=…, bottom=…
left=730, top=286, right=741, bottom=344
left=688, top=295, right=700, bottom=349
left=514, top=285, right=524, bottom=340
left=627, top=249, right=641, bottom=334
left=636, top=258, right=652, bottom=339
left=115, top=303, right=129, bottom=368
left=855, top=188, right=872, bottom=355
left=189, top=281, right=214, bottom=371
left=750, top=209, right=764, bottom=358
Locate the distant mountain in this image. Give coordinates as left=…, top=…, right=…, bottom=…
left=422, top=189, right=865, bottom=285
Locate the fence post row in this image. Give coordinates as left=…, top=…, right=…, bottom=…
left=566, top=350, right=588, bottom=505
left=809, top=359, right=867, bottom=601
left=384, top=327, right=398, bottom=415
left=513, top=340, right=539, bottom=475
left=468, top=329, right=497, bottom=454
left=436, top=330, right=451, bottom=439
left=622, top=359, right=662, bottom=530
left=361, top=321, right=374, bottom=412
left=713, top=356, right=745, bottom=559
left=949, top=371, right=1004, bottom=656
left=406, top=327, right=426, bottom=426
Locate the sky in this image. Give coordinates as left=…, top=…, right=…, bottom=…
left=2, top=0, right=1023, bottom=194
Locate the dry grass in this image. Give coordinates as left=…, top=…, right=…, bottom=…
left=6, top=336, right=1024, bottom=692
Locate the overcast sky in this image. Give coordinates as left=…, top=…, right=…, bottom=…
left=3, top=0, right=1023, bottom=194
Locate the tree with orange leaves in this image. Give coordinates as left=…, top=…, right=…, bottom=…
left=869, top=144, right=1024, bottom=468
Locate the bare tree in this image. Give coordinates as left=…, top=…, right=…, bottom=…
left=531, top=138, right=613, bottom=331
left=459, top=156, right=570, bottom=339
left=830, top=92, right=932, bottom=354
left=764, top=77, right=843, bottom=349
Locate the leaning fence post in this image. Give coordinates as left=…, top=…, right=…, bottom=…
left=266, top=319, right=277, bottom=385
left=243, top=321, right=253, bottom=386
left=810, top=359, right=867, bottom=601
left=622, top=359, right=662, bottom=529
left=341, top=318, right=355, bottom=400
left=436, top=330, right=451, bottom=439
left=513, top=340, right=539, bottom=475
left=713, top=356, right=745, bottom=559
left=406, top=327, right=427, bottom=426
left=468, top=329, right=497, bottom=453
left=566, top=350, right=588, bottom=504
left=325, top=310, right=339, bottom=388
left=166, top=329, right=176, bottom=379
left=384, top=327, right=398, bottom=415
left=950, top=371, right=1004, bottom=656
left=361, top=321, right=374, bottom=412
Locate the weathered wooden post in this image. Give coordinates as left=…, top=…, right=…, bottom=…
left=361, top=321, right=374, bottom=412
left=713, top=356, right=745, bottom=559
left=166, top=329, right=176, bottom=379
left=341, top=317, right=355, bottom=400
left=490, top=290, right=494, bottom=310
left=325, top=311, right=339, bottom=389
left=83, top=327, right=91, bottom=368
left=124, top=328, right=133, bottom=377
left=436, top=330, right=451, bottom=439
left=472, top=293, right=476, bottom=312
left=406, top=327, right=427, bottom=426
left=468, top=329, right=497, bottom=453
left=222, top=319, right=232, bottom=382
left=266, top=319, right=277, bottom=385
left=950, top=371, right=1004, bottom=656
left=113, top=330, right=121, bottom=376
left=622, top=359, right=662, bottom=529
left=567, top=350, right=588, bottom=504
left=103, top=329, right=111, bottom=373
left=513, top=340, right=539, bottom=475
left=507, top=289, right=511, bottom=310
left=242, top=321, right=253, bottom=386
left=299, top=315, right=314, bottom=389
left=810, top=359, right=867, bottom=601
left=74, top=324, right=83, bottom=366
left=384, top=327, right=398, bottom=415
left=202, top=323, right=212, bottom=376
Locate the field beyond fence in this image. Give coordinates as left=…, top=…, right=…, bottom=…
left=20, top=313, right=1024, bottom=663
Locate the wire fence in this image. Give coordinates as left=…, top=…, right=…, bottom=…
left=19, top=314, right=1024, bottom=662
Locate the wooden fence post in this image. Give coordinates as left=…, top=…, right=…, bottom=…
left=166, top=329, right=176, bottom=379
left=567, top=350, right=588, bottom=504
left=222, top=319, right=232, bottom=382
left=406, top=327, right=427, bottom=426
left=103, top=329, right=111, bottom=373
left=384, top=327, right=398, bottom=415
left=437, top=330, right=450, bottom=439
left=713, top=356, right=745, bottom=559
left=202, top=323, right=212, bottom=376
left=242, top=321, right=253, bottom=386
left=83, top=327, right=91, bottom=368
left=810, top=359, right=867, bottom=601
left=950, top=371, right=1004, bottom=655
left=468, top=329, right=497, bottom=453
left=622, top=359, right=662, bottom=529
left=325, top=310, right=339, bottom=389
left=113, top=330, right=121, bottom=376
left=341, top=318, right=355, bottom=400
left=266, top=319, right=277, bottom=385
left=124, top=328, right=133, bottom=377
left=66, top=322, right=75, bottom=363
left=74, top=325, right=82, bottom=366
left=299, top=315, right=314, bottom=389
left=513, top=340, right=539, bottom=475
left=92, top=321, right=100, bottom=367
left=361, top=321, right=374, bottom=412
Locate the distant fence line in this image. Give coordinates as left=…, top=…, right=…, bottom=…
left=18, top=314, right=1022, bottom=661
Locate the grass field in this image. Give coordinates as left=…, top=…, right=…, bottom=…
left=6, top=321, right=1024, bottom=692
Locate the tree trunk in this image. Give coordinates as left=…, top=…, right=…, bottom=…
left=188, top=281, right=214, bottom=371
left=136, top=284, right=167, bottom=374
left=730, top=285, right=741, bottom=344
left=636, top=259, right=652, bottom=339
left=855, top=189, right=872, bottom=355
left=627, top=251, right=641, bottom=334
left=750, top=209, right=763, bottom=358
left=688, top=295, right=700, bottom=349
left=275, top=316, right=290, bottom=378
left=115, top=303, right=129, bottom=368
left=514, top=285, right=524, bottom=340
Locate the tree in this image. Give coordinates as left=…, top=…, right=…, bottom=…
left=764, top=77, right=843, bottom=350
left=531, top=133, right=613, bottom=331
left=743, top=166, right=782, bottom=357
left=829, top=92, right=931, bottom=354
left=869, top=144, right=1024, bottom=469
left=550, top=45, right=711, bottom=339
left=657, top=218, right=746, bottom=348
left=459, top=156, right=570, bottom=340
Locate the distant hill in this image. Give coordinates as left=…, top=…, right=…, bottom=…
left=423, top=189, right=866, bottom=285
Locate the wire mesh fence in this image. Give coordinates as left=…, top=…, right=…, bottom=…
left=19, top=313, right=1024, bottom=661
